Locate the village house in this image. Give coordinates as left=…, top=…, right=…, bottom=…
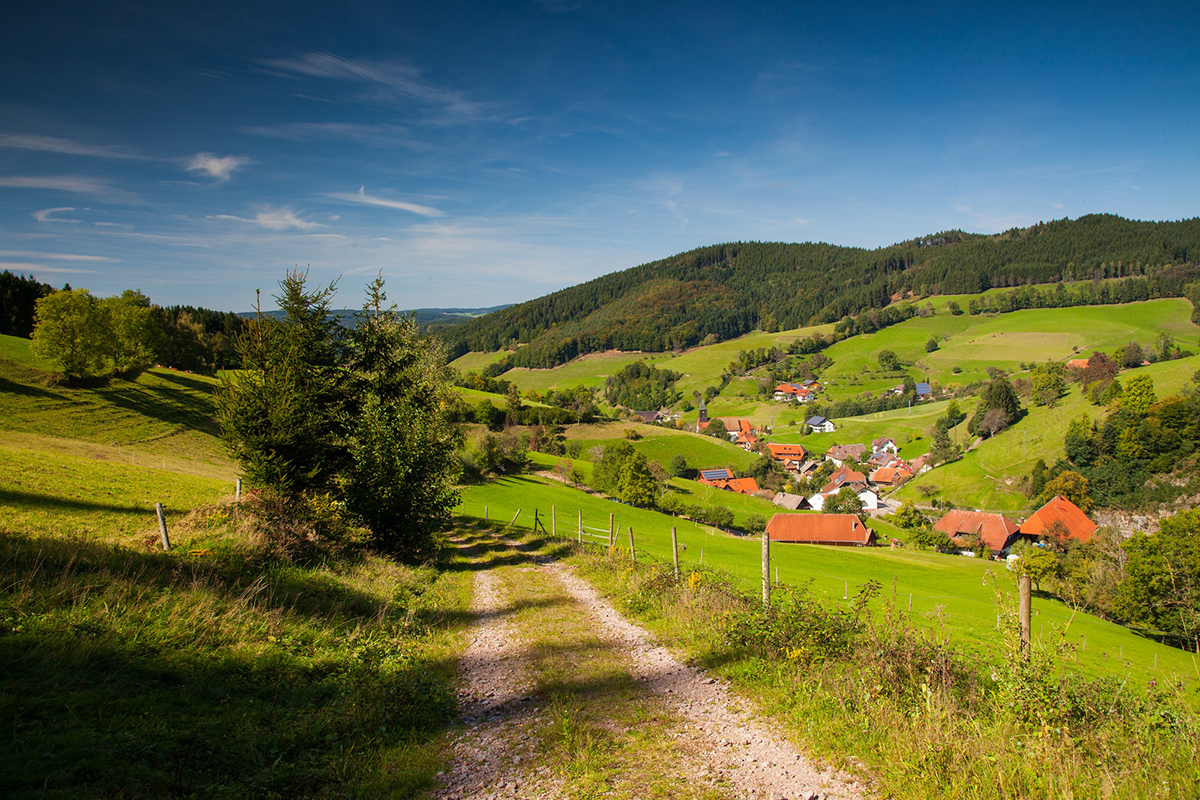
left=632, top=410, right=669, bottom=423
left=868, top=464, right=913, bottom=488
left=872, top=437, right=899, bottom=454
left=825, top=443, right=867, bottom=466
left=1018, top=495, right=1098, bottom=544
left=698, top=467, right=733, bottom=484
left=772, top=491, right=808, bottom=510
left=773, top=383, right=815, bottom=403
left=934, top=509, right=1022, bottom=553
left=806, top=415, right=835, bottom=433
left=766, top=513, right=876, bottom=546
left=807, top=465, right=881, bottom=511
left=766, top=443, right=807, bottom=466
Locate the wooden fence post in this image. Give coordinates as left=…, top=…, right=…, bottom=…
left=155, top=503, right=171, bottom=551
left=552, top=505, right=557, bottom=538
left=1019, top=574, right=1032, bottom=658
left=761, top=527, right=770, bottom=608
left=671, top=526, right=679, bottom=579
left=608, top=513, right=614, bottom=554
left=484, top=505, right=488, bottom=521
left=578, top=510, right=583, bottom=544
left=510, top=508, right=521, bottom=527
left=235, top=478, right=242, bottom=502
left=628, top=526, right=636, bottom=564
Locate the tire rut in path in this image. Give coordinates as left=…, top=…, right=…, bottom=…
left=435, top=545, right=558, bottom=800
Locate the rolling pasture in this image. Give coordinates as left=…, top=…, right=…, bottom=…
left=458, top=473, right=1199, bottom=694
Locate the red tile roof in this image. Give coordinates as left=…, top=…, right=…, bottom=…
left=767, top=443, right=808, bottom=461
left=934, top=510, right=1021, bottom=552
left=709, top=477, right=760, bottom=495
left=767, top=514, right=874, bottom=545
left=869, top=466, right=913, bottom=486
left=821, top=465, right=866, bottom=493
left=1019, top=495, right=1098, bottom=544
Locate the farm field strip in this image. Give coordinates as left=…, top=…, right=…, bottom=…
left=457, top=474, right=1200, bottom=691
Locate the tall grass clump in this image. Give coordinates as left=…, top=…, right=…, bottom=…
left=0, top=498, right=472, bottom=799
left=575, top=549, right=1200, bottom=799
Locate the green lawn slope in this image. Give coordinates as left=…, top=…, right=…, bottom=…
left=458, top=474, right=1200, bottom=694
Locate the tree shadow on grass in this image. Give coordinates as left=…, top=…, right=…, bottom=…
left=0, top=486, right=149, bottom=518
left=0, top=374, right=64, bottom=401
left=100, top=383, right=221, bottom=437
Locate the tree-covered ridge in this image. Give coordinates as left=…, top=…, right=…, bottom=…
left=440, top=214, right=1200, bottom=368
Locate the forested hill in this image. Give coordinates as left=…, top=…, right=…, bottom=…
left=440, top=214, right=1200, bottom=369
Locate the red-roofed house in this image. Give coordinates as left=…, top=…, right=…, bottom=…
left=697, top=468, right=735, bottom=485
left=734, top=430, right=759, bottom=451
left=1067, top=358, right=1090, bottom=370
left=709, top=477, right=760, bottom=495
left=767, top=514, right=875, bottom=546
left=767, top=443, right=808, bottom=463
left=1019, top=495, right=1098, bottom=544
left=869, top=465, right=914, bottom=487
left=934, top=510, right=1021, bottom=553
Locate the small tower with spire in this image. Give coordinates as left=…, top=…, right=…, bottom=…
left=698, top=397, right=708, bottom=425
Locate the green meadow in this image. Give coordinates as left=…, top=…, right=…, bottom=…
left=563, top=421, right=757, bottom=471
left=895, top=353, right=1200, bottom=512
left=458, top=474, right=1200, bottom=694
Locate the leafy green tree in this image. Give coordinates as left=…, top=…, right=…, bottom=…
left=1116, top=509, right=1200, bottom=642
left=968, top=376, right=1020, bottom=436
left=591, top=440, right=636, bottom=495
left=105, top=290, right=156, bottom=374
left=1064, top=415, right=1099, bottom=467
left=946, top=300, right=963, bottom=316
left=31, top=288, right=112, bottom=379
left=705, top=418, right=728, bottom=439
left=925, top=337, right=939, bottom=353
left=1122, top=374, right=1157, bottom=415
left=1011, top=543, right=1060, bottom=592
left=824, top=486, right=864, bottom=515
left=877, top=350, right=899, bottom=371
left=669, top=453, right=691, bottom=478
left=1038, top=470, right=1094, bottom=513
left=1030, top=361, right=1067, bottom=407
left=618, top=452, right=657, bottom=506
left=892, top=500, right=927, bottom=529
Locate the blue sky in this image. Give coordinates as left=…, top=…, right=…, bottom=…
left=1, top=1, right=1197, bottom=312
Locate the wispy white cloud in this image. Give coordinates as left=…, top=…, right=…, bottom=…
left=262, top=52, right=487, bottom=123
left=327, top=186, right=443, bottom=217
left=0, top=250, right=114, bottom=262
left=241, top=122, right=427, bottom=149
left=0, top=176, right=117, bottom=195
left=187, top=153, right=252, bottom=181
left=0, top=134, right=148, bottom=160
left=32, top=206, right=82, bottom=223
left=0, top=261, right=99, bottom=274
left=210, top=207, right=324, bottom=231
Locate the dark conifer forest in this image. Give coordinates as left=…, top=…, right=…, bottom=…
left=440, top=214, right=1200, bottom=367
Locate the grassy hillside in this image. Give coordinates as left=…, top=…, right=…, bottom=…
left=895, top=353, right=1200, bottom=512
left=562, top=421, right=757, bottom=471
left=457, top=474, right=1199, bottom=692
left=0, top=333, right=476, bottom=797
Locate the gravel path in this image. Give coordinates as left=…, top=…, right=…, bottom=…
left=435, top=556, right=559, bottom=799
left=436, top=534, right=868, bottom=800
left=547, top=562, right=867, bottom=800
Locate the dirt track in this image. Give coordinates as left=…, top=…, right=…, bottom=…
left=435, top=533, right=867, bottom=800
